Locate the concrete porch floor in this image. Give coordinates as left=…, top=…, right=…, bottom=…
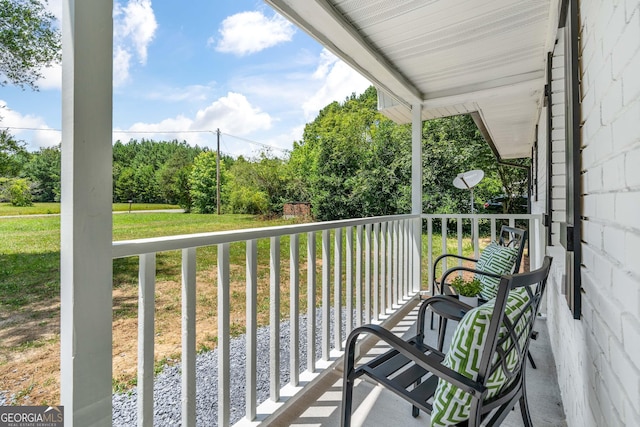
left=269, top=303, right=567, bottom=427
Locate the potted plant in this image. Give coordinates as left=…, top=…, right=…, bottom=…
left=449, top=276, right=482, bottom=307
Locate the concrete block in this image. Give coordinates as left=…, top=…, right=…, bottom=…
left=615, top=191, right=640, bottom=231
left=585, top=221, right=603, bottom=249
left=593, top=125, right=614, bottom=159
left=624, top=230, right=640, bottom=276
left=609, top=338, right=640, bottom=405
left=595, top=192, right=615, bottom=219
left=601, top=79, right=624, bottom=125
left=624, top=146, right=640, bottom=187
left=612, top=102, right=640, bottom=151
left=603, top=154, right=625, bottom=191
left=621, top=43, right=640, bottom=106
left=611, top=268, right=640, bottom=315
left=552, top=129, right=566, bottom=143
left=622, top=315, right=640, bottom=371
left=612, top=11, right=640, bottom=80
left=587, top=165, right=604, bottom=192
left=602, top=2, right=626, bottom=56
left=603, top=225, right=626, bottom=264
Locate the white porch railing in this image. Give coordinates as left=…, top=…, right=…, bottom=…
left=112, top=214, right=420, bottom=427
left=422, top=213, right=546, bottom=295
left=111, top=213, right=544, bottom=426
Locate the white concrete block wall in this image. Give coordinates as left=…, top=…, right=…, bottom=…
left=542, top=1, right=640, bottom=426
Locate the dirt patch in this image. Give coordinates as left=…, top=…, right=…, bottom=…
left=0, top=261, right=294, bottom=405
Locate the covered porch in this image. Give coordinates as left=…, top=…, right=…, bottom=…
left=60, top=0, right=585, bottom=426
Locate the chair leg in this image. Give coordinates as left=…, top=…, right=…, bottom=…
left=437, top=317, right=448, bottom=352
left=527, top=351, right=537, bottom=369
left=519, top=375, right=534, bottom=427
left=519, top=395, right=533, bottom=427
left=341, top=377, right=354, bottom=427
left=412, top=376, right=422, bottom=417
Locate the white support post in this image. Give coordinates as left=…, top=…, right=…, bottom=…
left=428, top=218, right=433, bottom=295
left=290, top=234, right=300, bottom=385
left=355, top=225, right=363, bottom=326
left=60, top=0, right=113, bottom=424
left=364, top=224, right=371, bottom=323
left=346, top=227, right=353, bottom=333
left=380, top=222, right=387, bottom=315
left=246, top=240, right=258, bottom=420
left=411, top=103, right=422, bottom=292
left=386, top=223, right=393, bottom=308
left=393, top=221, right=399, bottom=305
left=181, top=248, right=197, bottom=427
left=373, top=223, right=380, bottom=320
left=270, top=237, right=280, bottom=400
left=322, top=230, right=331, bottom=361
left=333, top=229, right=342, bottom=351
left=218, top=244, right=230, bottom=427
left=138, top=253, right=156, bottom=427
left=307, top=232, right=317, bottom=372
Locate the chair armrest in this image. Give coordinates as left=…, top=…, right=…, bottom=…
left=432, top=254, right=479, bottom=294
left=416, top=295, right=474, bottom=334
left=433, top=254, right=478, bottom=279
left=438, top=266, right=503, bottom=295
left=344, top=323, right=487, bottom=398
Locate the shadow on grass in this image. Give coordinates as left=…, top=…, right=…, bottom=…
left=0, top=252, right=60, bottom=309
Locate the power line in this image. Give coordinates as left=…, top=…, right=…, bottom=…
left=2, top=126, right=290, bottom=153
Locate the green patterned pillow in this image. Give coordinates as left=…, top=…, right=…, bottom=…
left=430, top=288, right=533, bottom=427
left=474, top=242, right=518, bottom=300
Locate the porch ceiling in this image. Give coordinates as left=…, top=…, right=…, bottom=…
left=266, top=0, right=561, bottom=159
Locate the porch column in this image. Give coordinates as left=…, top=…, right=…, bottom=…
left=60, top=1, right=113, bottom=425
left=411, top=103, right=422, bottom=291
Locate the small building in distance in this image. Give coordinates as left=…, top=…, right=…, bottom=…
left=283, top=202, right=311, bottom=219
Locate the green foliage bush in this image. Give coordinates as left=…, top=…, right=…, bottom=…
left=8, top=178, right=33, bottom=206
left=228, top=186, right=269, bottom=214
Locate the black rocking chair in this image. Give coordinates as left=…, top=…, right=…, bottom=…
left=341, top=256, right=552, bottom=427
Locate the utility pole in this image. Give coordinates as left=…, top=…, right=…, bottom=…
left=216, top=128, right=221, bottom=215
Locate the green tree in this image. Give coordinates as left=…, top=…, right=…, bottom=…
left=0, top=0, right=61, bottom=89
left=7, top=177, right=32, bottom=206
left=189, top=151, right=226, bottom=214
left=227, top=152, right=289, bottom=215
left=0, top=129, right=27, bottom=176
left=21, top=145, right=60, bottom=201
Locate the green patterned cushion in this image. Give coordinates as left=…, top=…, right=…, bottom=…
left=474, top=242, right=518, bottom=300
left=430, top=288, right=533, bottom=427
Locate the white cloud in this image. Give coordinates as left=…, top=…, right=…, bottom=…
left=302, top=49, right=371, bottom=119
left=193, top=92, right=271, bottom=135
left=113, top=47, right=132, bottom=87
left=214, top=11, right=295, bottom=56
left=145, top=84, right=214, bottom=103
left=0, top=102, right=60, bottom=150
left=35, top=64, right=62, bottom=90
left=113, top=0, right=157, bottom=86
left=115, top=92, right=272, bottom=151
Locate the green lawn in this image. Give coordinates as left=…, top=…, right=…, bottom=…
left=0, top=213, right=298, bottom=309
left=0, top=202, right=180, bottom=216
left=0, top=211, right=483, bottom=310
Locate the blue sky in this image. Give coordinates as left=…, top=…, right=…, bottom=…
left=0, top=0, right=371, bottom=155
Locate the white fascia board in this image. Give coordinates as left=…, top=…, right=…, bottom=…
left=422, top=73, right=545, bottom=109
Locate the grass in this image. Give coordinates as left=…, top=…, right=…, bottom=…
left=0, top=202, right=180, bottom=216
left=0, top=212, right=489, bottom=404
left=0, top=213, right=296, bottom=309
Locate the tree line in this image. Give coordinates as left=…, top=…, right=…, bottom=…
left=0, top=87, right=528, bottom=218
left=0, top=2, right=528, bottom=218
